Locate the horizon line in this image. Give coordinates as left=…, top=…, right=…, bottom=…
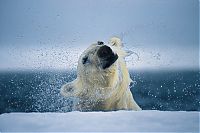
left=0, top=67, right=199, bottom=73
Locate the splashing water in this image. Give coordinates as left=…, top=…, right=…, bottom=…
left=0, top=68, right=199, bottom=113
left=0, top=42, right=199, bottom=113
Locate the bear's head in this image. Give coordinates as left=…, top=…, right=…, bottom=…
left=77, top=41, right=118, bottom=85
left=61, top=37, right=133, bottom=100
left=80, top=41, right=118, bottom=70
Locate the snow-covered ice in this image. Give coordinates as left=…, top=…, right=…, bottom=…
left=0, top=111, right=199, bottom=132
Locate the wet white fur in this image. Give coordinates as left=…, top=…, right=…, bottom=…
left=61, top=37, right=141, bottom=111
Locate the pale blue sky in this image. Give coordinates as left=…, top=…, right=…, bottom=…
left=0, top=0, right=199, bottom=70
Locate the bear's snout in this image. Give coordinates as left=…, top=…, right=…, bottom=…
left=97, top=45, right=113, bottom=58
left=97, top=45, right=118, bottom=69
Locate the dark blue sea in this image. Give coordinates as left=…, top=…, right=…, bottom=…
left=0, top=70, right=199, bottom=114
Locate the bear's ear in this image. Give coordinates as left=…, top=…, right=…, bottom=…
left=60, top=79, right=80, bottom=97
left=109, top=37, right=123, bottom=47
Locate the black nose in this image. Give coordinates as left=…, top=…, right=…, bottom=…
left=97, top=45, right=118, bottom=69
left=97, top=45, right=113, bottom=58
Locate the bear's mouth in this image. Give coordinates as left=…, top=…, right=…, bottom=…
left=97, top=45, right=118, bottom=69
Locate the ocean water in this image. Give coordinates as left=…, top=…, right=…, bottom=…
left=0, top=70, right=199, bottom=114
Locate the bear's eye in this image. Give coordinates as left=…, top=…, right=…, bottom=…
left=82, top=56, right=89, bottom=64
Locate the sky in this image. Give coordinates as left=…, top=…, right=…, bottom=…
left=0, top=0, right=199, bottom=70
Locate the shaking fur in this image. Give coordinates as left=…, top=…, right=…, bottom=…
left=61, top=37, right=141, bottom=111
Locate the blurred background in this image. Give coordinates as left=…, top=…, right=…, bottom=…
left=0, top=0, right=199, bottom=113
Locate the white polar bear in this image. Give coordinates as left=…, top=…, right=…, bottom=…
left=61, top=37, right=141, bottom=111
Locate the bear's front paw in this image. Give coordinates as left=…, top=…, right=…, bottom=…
left=60, top=84, right=74, bottom=97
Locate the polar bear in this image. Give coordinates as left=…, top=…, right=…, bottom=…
left=61, top=37, right=141, bottom=111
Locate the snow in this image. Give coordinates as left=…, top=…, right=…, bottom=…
left=0, top=111, right=199, bottom=132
